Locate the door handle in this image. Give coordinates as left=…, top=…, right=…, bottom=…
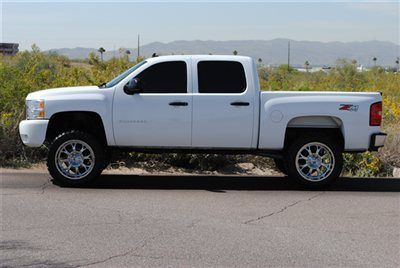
left=169, top=101, right=188, bottom=106
left=230, top=101, right=250, bottom=106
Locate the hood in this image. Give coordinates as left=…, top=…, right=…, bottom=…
left=26, top=86, right=100, bottom=100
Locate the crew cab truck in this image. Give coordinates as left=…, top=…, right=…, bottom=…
left=19, top=55, right=386, bottom=187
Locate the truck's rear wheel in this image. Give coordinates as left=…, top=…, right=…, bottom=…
left=47, top=131, right=105, bottom=185
left=286, top=134, right=343, bottom=187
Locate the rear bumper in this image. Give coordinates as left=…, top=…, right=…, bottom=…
left=19, top=120, right=49, bottom=147
left=369, top=132, right=387, bottom=151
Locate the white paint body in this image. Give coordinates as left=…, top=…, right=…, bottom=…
left=19, top=55, right=383, bottom=152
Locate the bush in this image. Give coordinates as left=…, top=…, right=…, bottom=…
left=343, top=152, right=393, bottom=177
left=261, top=60, right=399, bottom=176
left=0, top=46, right=138, bottom=167
left=1, top=47, right=399, bottom=177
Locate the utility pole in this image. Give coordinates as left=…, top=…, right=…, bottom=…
left=287, top=40, right=291, bottom=71
left=137, top=34, right=140, bottom=61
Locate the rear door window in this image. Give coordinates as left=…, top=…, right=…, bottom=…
left=197, top=61, right=247, bottom=93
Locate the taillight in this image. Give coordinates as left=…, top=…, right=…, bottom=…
left=370, top=101, right=382, bottom=126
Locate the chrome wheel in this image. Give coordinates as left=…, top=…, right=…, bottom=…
left=295, top=142, right=335, bottom=182
left=55, top=140, right=95, bottom=180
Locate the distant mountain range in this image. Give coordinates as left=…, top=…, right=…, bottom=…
left=47, top=39, right=400, bottom=67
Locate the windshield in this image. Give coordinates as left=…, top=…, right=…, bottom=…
left=101, top=61, right=147, bottom=88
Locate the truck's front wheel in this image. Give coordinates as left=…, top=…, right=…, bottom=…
left=286, top=134, right=343, bottom=187
left=47, top=131, right=105, bottom=185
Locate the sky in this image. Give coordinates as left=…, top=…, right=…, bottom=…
left=1, top=0, right=399, bottom=50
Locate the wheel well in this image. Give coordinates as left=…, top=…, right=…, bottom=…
left=287, top=116, right=342, bottom=128
left=284, top=127, right=344, bottom=151
left=46, top=112, right=107, bottom=145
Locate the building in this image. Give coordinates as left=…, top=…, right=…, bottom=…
left=295, top=66, right=331, bottom=73
left=0, top=43, right=19, bottom=55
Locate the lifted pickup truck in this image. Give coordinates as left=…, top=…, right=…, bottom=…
left=19, top=55, right=386, bottom=187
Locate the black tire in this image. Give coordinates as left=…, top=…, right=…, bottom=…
left=286, top=134, right=343, bottom=188
left=47, top=130, right=105, bottom=186
left=273, top=158, right=287, bottom=175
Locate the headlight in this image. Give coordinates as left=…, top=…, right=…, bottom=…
left=26, top=99, right=45, bottom=119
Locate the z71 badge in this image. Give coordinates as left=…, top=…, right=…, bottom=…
left=339, top=104, right=359, bottom=112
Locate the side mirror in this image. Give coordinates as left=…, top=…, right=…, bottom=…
left=123, top=78, right=141, bottom=95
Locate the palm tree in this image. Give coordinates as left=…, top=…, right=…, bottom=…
left=304, top=60, right=310, bottom=72
left=396, top=57, right=399, bottom=72
left=351, top=59, right=357, bottom=66
left=372, top=57, right=377, bottom=66
left=98, top=47, right=105, bottom=62
left=125, top=50, right=131, bottom=61
left=257, top=58, right=263, bottom=68
left=233, top=50, right=238, bottom=55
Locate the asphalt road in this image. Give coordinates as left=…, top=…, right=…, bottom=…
left=1, top=170, right=399, bottom=267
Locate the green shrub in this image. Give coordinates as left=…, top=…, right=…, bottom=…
left=1, top=47, right=399, bottom=177
left=343, top=152, right=393, bottom=177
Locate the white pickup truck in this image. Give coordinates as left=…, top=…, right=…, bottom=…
left=19, top=55, right=386, bottom=187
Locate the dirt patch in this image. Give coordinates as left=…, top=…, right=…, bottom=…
left=1, top=161, right=283, bottom=177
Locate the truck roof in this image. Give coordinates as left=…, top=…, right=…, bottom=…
left=145, top=54, right=253, bottom=63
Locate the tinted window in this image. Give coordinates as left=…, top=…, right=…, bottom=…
left=198, top=61, right=246, bottom=93
left=135, top=61, right=187, bottom=93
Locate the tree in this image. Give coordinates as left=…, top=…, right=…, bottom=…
left=372, top=57, right=377, bottom=66
left=351, top=59, right=357, bottom=66
left=88, top=52, right=100, bottom=65
left=396, top=57, right=399, bottom=72
left=304, top=60, right=311, bottom=72
left=334, top=59, right=365, bottom=90
left=277, top=64, right=296, bottom=74
left=31, top=44, right=40, bottom=53
left=125, top=50, right=131, bottom=62
left=233, top=50, right=238, bottom=55
left=257, top=58, right=263, bottom=68
left=98, top=47, right=106, bottom=62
